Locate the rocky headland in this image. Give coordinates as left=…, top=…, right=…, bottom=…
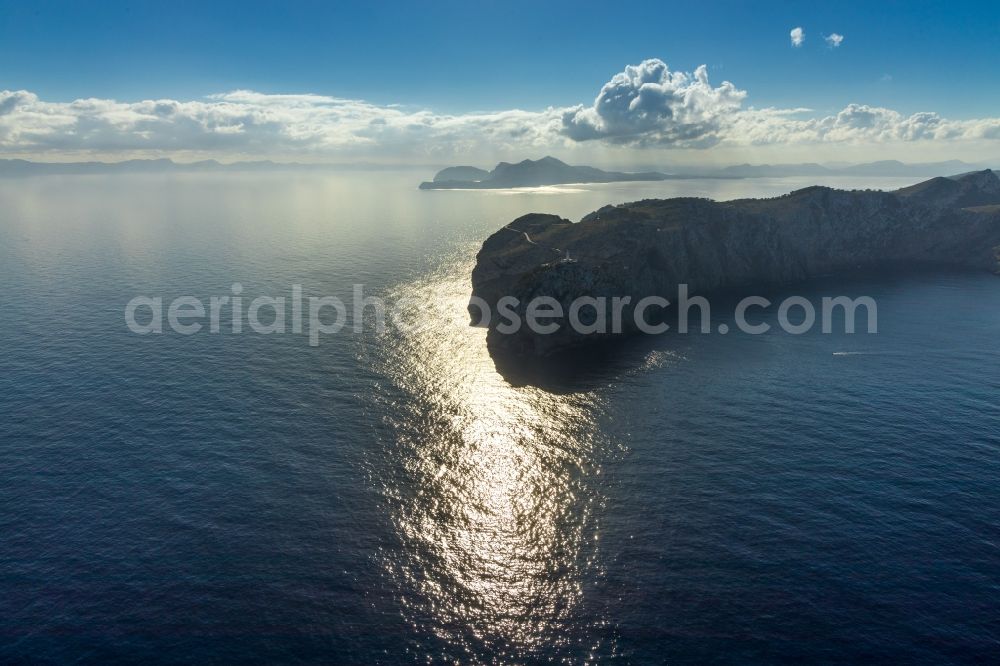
left=419, top=156, right=673, bottom=189
left=470, top=170, right=1000, bottom=357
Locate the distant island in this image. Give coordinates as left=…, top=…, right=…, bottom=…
left=470, top=170, right=1000, bottom=357
left=419, top=156, right=676, bottom=189
left=421, top=156, right=989, bottom=189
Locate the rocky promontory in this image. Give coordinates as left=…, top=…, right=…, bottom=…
left=420, top=156, right=673, bottom=189
left=470, top=170, right=1000, bottom=356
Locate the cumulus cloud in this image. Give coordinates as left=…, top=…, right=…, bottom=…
left=790, top=27, right=805, bottom=47
left=729, top=103, right=1000, bottom=145
left=0, top=89, right=564, bottom=159
left=0, top=90, right=37, bottom=116
left=556, top=59, right=1000, bottom=148
left=559, top=59, right=746, bottom=147
left=825, top=33, right=845, bottom=48
left=2, top=57, right=1000, bottom=160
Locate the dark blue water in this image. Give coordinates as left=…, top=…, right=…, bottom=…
left=2, top=173, right=999, bottom=663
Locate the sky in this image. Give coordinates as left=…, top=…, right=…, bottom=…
left=2, top=0, right=999, bottom=166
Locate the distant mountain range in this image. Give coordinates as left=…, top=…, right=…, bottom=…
left=0, top=156, right=992, bottom=181
left=0, top=158, right=288, bottom=175
left=0, top=159, right=430, bottom=175
left=421, top=157, right=992, bottom=189
left=698, top=159, right=981, bottom=178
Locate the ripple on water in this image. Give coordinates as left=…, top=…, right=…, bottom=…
left=361, top=255, right=619, bottom=662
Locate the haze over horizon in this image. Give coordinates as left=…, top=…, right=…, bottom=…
left=2, top=0, right=1000, bottom=167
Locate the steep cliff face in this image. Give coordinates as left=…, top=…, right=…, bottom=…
left=470, top=170, right=1000, bottom=356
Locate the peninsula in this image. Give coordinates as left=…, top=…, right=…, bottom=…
left=470, top=170, right=1000, bottom=356
left=419, top=156, right=674, bottom=189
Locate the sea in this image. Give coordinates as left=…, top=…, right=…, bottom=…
left=1, top=171, right=999, bottom=663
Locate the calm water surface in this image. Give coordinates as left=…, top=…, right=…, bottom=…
left=1, top=172, right=999, bottom=663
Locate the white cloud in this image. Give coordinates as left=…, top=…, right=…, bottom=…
left=2, top=57, right=1000, bottom=161
left=0, top=89, right=565, bottom=159
left=0, top=90, right=38, bottom=115
left=728, top=104, right=1000, bottom=145
left=825, top=33, right=845, bottom=48
left=790, top=27, right=805, bottom=47
left=559, top=59, right=746, bottom=147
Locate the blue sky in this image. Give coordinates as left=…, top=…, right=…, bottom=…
left=3, top=0, right=998, bottom=116
left=1, top=1, right=999, bottom=164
